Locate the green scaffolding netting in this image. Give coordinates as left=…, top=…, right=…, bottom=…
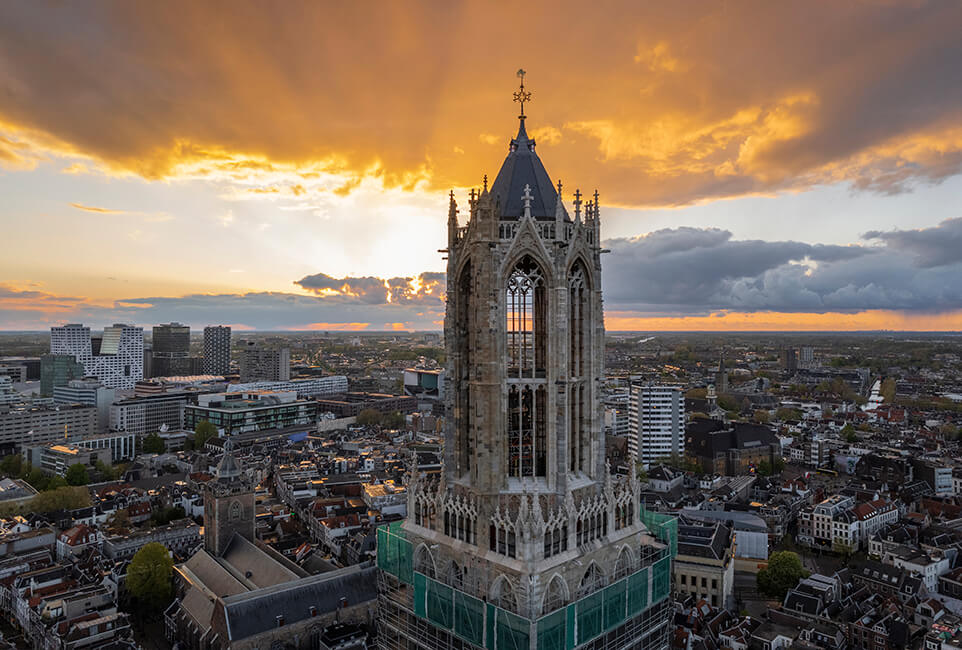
left=379, top=524, right=668, bottom=650
left=454, top=590, right=485, bottom=647
left=575, top=591, right=603, bottom=645
left=627, top=566, right=650, bottom=615
left=490, top=605, right=530, bottom=650
left=377, top=525, right=414, bottom=584
left=603, top=581, right=627, bottom=631
left=428, top=578, right=455, bottom=629
left=536, top=608, right=568, bottom=650
left=652, top=555, right=671, bottom=603
left=640, top=507, right=678, bottom=558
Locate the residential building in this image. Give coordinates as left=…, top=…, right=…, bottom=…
left=184, top=390, right=317, bottom=436
left=152, top=322, right=191, bottom=377
left=629, top=383, right=684, bottom=468
left=52, top=377, right=115, bottom=432
left=780, top=348, right=798, bottom=373
left=799, top=346, right=815, bottom=369
left=883, top=546, right=951, bottom=592
left=238, top=341, right=290, bottom=382
left=673, top=519, right=736, bottom=610
left=103, top=518, right=201, bottom=560
left=203, top=325, right=232, bottom=375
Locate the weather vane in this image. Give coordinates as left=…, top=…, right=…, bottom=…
left=513, top=68, right=531, bottom=118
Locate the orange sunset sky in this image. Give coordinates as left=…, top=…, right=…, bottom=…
left=1, top=1, right=962, bottom=331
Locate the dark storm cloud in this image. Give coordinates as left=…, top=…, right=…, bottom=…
left=602, top=221, right=962, bottom=314
left=1, top=2, right=961, bottom=204
left=863, top=217, right=962, bottom=268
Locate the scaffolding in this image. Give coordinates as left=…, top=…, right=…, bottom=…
left=376, top=513, right=676, bottom=650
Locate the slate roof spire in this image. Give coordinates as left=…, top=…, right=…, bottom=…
left=489, top=70, right=565, bottom=221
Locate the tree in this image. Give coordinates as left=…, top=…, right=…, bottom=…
left=65, top=463, right=89, bottom=486
left=840, top=423, right=858, bottom=443
left=356, top=409, right=382, bottom=426
left=753, top=410, right=771, bottom=424
left=142, top=432, right=165, bottom=454
left=757, top=551, right=809, bottom=599
left=880, top=377, right=896, bottom=403
left=382, top=411, right=407, bottom=430
left=194, top=420, right=217, bottom=449
left=775, top=407, right=803, bottom=422
left=126, top=542, right=174, bottom=611
left=30, top=486, right=91, bottom=513
left=0, top=453, right=23, bottom=477
left=717, top=394, right=738, bottom=412
left=46, top=475, right=68, bottom=490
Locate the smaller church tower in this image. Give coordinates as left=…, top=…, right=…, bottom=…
left=203, top=441, right=255, bottom=556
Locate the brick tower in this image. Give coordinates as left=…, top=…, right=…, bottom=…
left=204, top=441, right=255, bottom=556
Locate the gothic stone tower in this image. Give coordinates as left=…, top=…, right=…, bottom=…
left=204, top=445, right=255, bottom=556
left=378, top=78, right=672, bottom=650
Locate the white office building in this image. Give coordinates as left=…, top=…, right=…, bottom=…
left=53, top=378, right=115, bottom=433
left=628, top=383, right=684, bottom=468
left=50, top=323, right=144, bottom=389
left=225, top=375, right=347, bottom=398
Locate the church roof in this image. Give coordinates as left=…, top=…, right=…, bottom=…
left=489, top=118, right=563, bottom=221
left=220, top=534, right=299, bottom=589
left=220, top=564, right=378, bottom=641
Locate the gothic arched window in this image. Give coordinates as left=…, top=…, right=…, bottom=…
left=413, top=544, right=436, bottom=578
left=543, top=575, right=568, bottom=615
left=491, top=576, right=517, bottom=612
left=505, top=255, right=548, bottom=478
left=568, top=261, right=591, bottom=473
left=229, top=500, right=242, bottom=522
left=456, top=261, right=473, bottom=476
left=614, top=547, right=634, bottom=580
left=505, top=255, right=546, bottom=378
left=578, top=562, right=606, bottom=598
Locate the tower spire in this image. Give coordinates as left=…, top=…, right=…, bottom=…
left=513, top=68, right=531, bottom=138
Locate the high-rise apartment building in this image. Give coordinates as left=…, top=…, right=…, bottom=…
left=629, top=384, right=685, bottom=468
left=780, top=348, right=799, bottom=373
left=377, top=90, right=674, bottom=650
left=203, top=326, right=231, bottom=375
left=50, top=323, right=144, bottom=389
left=238, top=342, right=290, bottom=382
left=151, top=322, right=191, bottom=377
left=799, top=346, right=815, bottom=369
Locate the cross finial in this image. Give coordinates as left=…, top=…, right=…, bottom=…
left=513, top=68, right=531, bottom=120
left=573, top=188, right=582, bottom=221
left=522, top=184, right=533, bottom=207
left=557, top=179, right=563, bottom=198
left=483, top=174, right=488, bottom=192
